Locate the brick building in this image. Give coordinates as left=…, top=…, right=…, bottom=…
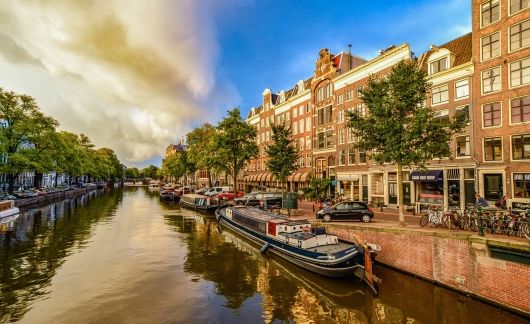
left=241, top=0, right=530, bottom=210
left=472, top=0, right=530, bottom=208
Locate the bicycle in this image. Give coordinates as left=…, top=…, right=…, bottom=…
left=419, top=205, right=444, bottom=227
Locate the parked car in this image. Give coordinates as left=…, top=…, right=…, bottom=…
left=316, top=201, right=374, bottom=223
left=216, top=191, right=245, bottom=200
left=234, top=192, right=283, bottom=209
left=196, top=188, right=210, bottom=195
left=0, top=192, right=17, bottom=201
left=204, top=186, right=232, bottom=196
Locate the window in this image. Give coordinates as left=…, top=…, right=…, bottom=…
left=455, top=79, right=469, bottom=99
left=346, top=90, right=353, bottom=101
left=482, top=32, right=500, bottom=60
left=434, top=109, right=449, bottom=123
left=306, top=103, right=311, bottom=113
left=339, top=149, right=346, bottom=165
left=357, top=86, right=363, bottom=98
left=300, top=156, right=305, bottom=167
left=510, top=20, right=530, bottom=51
left=456, top=136, right=470, bottom=157
left=306, top=153, right=312, bottom=167
left=432, top=84, right=449, bottom=104
left=482, top=66, right=501, bottom=93
left=483, top=102, right=501, bottom=127
left=357, top=103, right=366, bottom=116
left=348, top=147, right=356, bottom=164
left=430, top=57, right=448, bottom=74
left=359, top=151, right=367, bottom=163
left=306, top=117, right=311, bottom=128
left=512, top=134, right=530, bottom=159
left=338, top=128, right=345, bottom=144
left=347, top=127, right=355, bottom=142
left=317, top=132, right=325, bottom=149
left=513, top=173, right=530, bottom=198
left=325, top=130, right=333, bottom=148
left=299, top=119, right=304, bottom=133
left=325, top=83, right=331, bottom=98
left=317, top=108, right=324, bottom=125
left=456, top=105, right=470, bottom=123
left=511, top=0, right=530, bottom=14
left=299, top=105, right=304, bottom=116
left=293, top=122, right=298, bottom=135
left=316, top=87, right=324, bottom=102
left=285, top=112, right=290, bottom=121
left=484, top=137, right=502, bottom=161
left=338, top=110, right=344, bottom=123
left=299, top=137, right=305, bottom=150
left=337, top=94, right=343, bottom=104
left=511, top=95, right=530, bottom=123
left=325, top=105, right=333, bottom=123
left=261, top=119, right=265, bottom=127
left=306, top=136, right=311, bottom=149
left=510, top=57, right=530, bottom=87
left=481, top=0, right=500, bottom=27
left=293, top=107, right=298, bottom=118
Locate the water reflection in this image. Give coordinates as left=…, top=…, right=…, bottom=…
left=163, top=210, right=527, bottom=324
left=0, top=189, right=122, bottom=322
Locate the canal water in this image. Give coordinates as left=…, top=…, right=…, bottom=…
left=0, top=187, right=526, bottom=323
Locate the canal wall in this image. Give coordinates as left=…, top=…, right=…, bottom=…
left=315, top=222, right=530, bottom=316
left=14, top=187, right=102, bottom=209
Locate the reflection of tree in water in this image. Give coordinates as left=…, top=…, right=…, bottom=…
left=0, top=189, right=123, bottom=322
left=165, top=216, right=259, bottom=309
left=267, top=273, right=298, bottom=320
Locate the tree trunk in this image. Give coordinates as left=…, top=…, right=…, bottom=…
left=207, top=169, right=212, bottom=188
left=232, top=161, right=237, bottom=192
left=7, top=173, right=16, bottom=193
left=397, top=164, right=405, bottom=226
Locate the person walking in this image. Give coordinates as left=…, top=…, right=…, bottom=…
left=475, top=193, right=489, bottom=208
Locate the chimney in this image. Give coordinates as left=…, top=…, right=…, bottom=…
left=348, top=44, right=352, bottom=70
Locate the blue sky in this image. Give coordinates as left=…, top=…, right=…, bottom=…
left=0, top=0, right=471, bottom=167
left=212, top=0, right=471, bottom=116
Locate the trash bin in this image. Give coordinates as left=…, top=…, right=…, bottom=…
left=282, top=192, right=298, bottom=210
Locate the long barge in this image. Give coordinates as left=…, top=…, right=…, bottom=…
left=179, top=194, right=222, bottom=213
left=215, top=205, right=381, bottom=293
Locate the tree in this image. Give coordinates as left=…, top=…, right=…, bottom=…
left=96, top=148, right=123, bottom=181
left=348, top=60, right=467, bottom=225
left=265, top=123, right=298, bottom=189
left=0, top=88, right=59, bottom=192
left=125, top=167, right=140, bottom=179
left=141, top=165, right=159, bottom=179
left=211, top=108, right=258, bottom=192
left=302, top=176, right=331, bottom=201
left=186, top=123, right=217, bottom=187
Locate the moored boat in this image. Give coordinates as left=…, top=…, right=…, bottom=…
left=0, top=200, right=20, bottom=219
left=215, top=205, right=381, bottom=293
left=179, top=194, right=223, bottom=213
left=148, top=182, right=160, bottom=191
left=160, top=189, right=180, bottom=201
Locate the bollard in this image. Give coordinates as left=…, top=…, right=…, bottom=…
left=312, top=204, right=315, bottom=212
left=478, top=214, right=484, bottom=236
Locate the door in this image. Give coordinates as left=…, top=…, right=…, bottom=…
left=388, top=182, right=397, bottom=204
left=349, top=202, right=364, bottom=219
left=402, top=183, right=411, bottom=205
left=484, top=174, right=502, bottom=201
left=333, top=202, right=350, bottom=220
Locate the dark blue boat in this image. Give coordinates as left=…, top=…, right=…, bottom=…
left=215, top=205, right=380, bottom=293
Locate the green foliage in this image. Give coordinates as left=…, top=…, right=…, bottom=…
left=125, top=167, right=140, bottom=179
left=210, top=107, right=258, bottom=191
left=302, top=176, right=331, bottom=200
left=141, top=165, right=159, bottom=179
left=265, top=123, right=298, bottom=184
left=186, top=123, right=218, bottom=186
left=160, top=151, right=196, bottom=182
left=348, top=60, right=467, bottom=167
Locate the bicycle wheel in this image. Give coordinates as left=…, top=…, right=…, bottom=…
left=420, top=214, right=428, bottom=227
left=522, top=222, right=530, bottom=241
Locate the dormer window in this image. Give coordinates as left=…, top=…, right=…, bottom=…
left=430, top=57, right=448, bottom=74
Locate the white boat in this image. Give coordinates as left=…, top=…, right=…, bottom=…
left=0, top=200, right=20, bottom=219
left=148, top=182, right=160, bottom=191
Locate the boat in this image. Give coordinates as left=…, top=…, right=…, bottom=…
left=179, top=194, right=223, bottom=213
left=215, top=205, right=381, bottom=293
left=160, top=189, right=180, bottom=201
left=0, top=200, right=20, bottom=219
left=148, top=182, right=160, bottom=191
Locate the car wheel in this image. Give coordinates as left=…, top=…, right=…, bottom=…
left=323, top=214, right=332, bottom=223
left=361, top=214, right=371, bottom=223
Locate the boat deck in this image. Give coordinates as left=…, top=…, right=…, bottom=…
left=307, top=242, right=354, bottom=254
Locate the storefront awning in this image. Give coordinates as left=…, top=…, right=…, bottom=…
left=337, top=173, right=360, bottom=181
left=287, top=173, right=297, bottom=181
left=264, top=173, right=273, bottom=182
left=258, top=173, right=267, bottom=182
left=411, top=170, right=443, bottom=182
left=298, top=172, right=309, bottom=182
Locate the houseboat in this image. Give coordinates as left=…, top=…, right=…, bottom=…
left=148, top=182, right=160, bottom=191
left=215, top=206, right=380, bottom=293
left=160, top=189, right=179, bottom=201
left=0, top=200, right=20, bottom=219
left=179, top=194, right=223, bottom=213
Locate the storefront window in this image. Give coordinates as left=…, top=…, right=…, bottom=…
left=514, top=173, right=530, bottom=198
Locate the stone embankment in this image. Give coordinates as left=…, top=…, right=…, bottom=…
left=14, top=187, right=103, bottom=208
left=313, top=221, right=530, bottom=316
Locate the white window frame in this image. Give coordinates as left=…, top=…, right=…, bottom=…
left=481, top=101, right=503, bottom=129
left=481, top=0, right=501, bottom=28
left=483, top=137, right=504, bottom=162
left=509, top=18, right=530, bottom=52
left=509, top=56, right=530, bottom=88
left=510, top=0, right=530, bottom=16
left=456, top=135, right=471, bottom=158
left=455, top=79, right=470, bottom=100
left=510, top=94, right=530, bottom=125
left=481, top=66, right=502, bottom=94
left=481, top=31, right=501, bottom=61
left=429, top=56, right=449, bottom=75
left=431, top=84, right=449, bottom=105
left=510, top=133, right=530, bottom=161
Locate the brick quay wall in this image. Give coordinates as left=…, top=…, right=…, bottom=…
left=314, top=222, right=530, bottom=316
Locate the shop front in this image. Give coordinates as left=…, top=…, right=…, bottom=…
left=411, top=170, right=444, bottom=212
left=511, top=173, right=530, bottom=210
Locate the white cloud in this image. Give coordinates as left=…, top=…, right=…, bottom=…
left=0, top=0, right=231, bottom=167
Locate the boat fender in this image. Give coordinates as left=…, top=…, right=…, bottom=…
left=260, top=243, right=270, bottom=254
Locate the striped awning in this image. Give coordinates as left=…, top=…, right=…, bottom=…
left=298, top=172, right=309, bottom=182
left=258, top=173, right=267, bottom=181
left=264, top=173, right=273, bottom=182
left=287, top=173, right=298, bottom=181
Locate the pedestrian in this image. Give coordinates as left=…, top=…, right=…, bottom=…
left=475, top=193, right=489, bottom=208
left=495, top=195, right=507, bottom=210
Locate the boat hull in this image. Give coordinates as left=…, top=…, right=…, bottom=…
left=215, top=207, right=365, bottom=278
left=179, top=199, right=220, bottom=213
left=0, top=207, right=20, bottom=219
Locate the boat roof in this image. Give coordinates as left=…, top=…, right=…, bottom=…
left=182, top=194, right=208, bottom=199
left=231, top=207, right=309, bottom=224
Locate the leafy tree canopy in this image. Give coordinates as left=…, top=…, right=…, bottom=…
left=265, top=122, right=298, bottom=184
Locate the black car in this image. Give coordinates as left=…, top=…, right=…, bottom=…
left=316, top=201, right=374, bottom=223
left=234, top=192, right=283, bottom=209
